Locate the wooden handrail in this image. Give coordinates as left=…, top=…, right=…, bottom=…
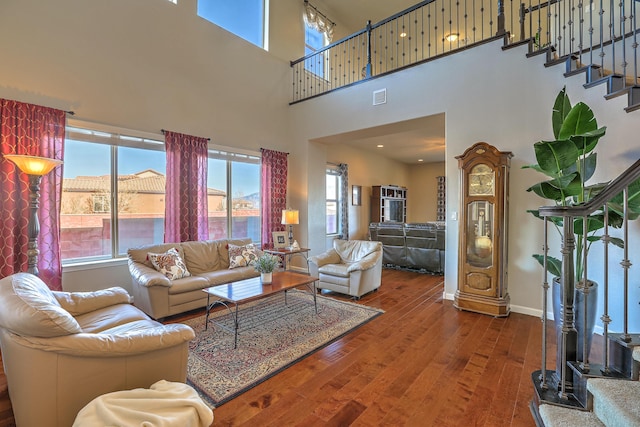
left=538, top=158, right=640, bottom=217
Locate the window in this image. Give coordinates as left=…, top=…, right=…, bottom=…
left=197, top=0, right=267, bottom=49
left=92, top=194, right=109, bottom=213
left=62, top=124, right=263, bottom=264
left=207, top=150, right=261, bottom=244
left=326, top=166, right=342, bottom=235
left=305, top=25, right=327, bottom=77
left=62, top=126, right=166, bottom=263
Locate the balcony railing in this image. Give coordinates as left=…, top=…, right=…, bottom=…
left=290, top=0, right=639, bottom=104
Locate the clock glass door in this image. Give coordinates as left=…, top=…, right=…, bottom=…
left=466, top=200, right=493, bottom=268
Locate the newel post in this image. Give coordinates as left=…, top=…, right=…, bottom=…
left=496, top=0, right=506, bottom=36
left=558, top=213, right=577, bottom=398
left=365, top=20, right=372, bottom=78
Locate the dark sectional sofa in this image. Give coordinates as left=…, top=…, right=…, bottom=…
left=369, top=222, right=445, bottom=274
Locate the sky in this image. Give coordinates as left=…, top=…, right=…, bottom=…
left=64, top=139, right=259, bottom=197
left=197, top=0, right=264, bottom=48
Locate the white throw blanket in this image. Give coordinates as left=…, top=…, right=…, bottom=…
left=73, top=380, right=213, bottom=427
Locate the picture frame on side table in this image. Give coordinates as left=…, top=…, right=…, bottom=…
left=352, top=185, right=362, bottom=206
left=272, top=231, right=287, bottom=249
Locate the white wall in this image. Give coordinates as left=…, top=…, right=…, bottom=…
left=0, top=0, right=293, bottom=291
left=408, top=162, right=446, bottom=222
left=289, top=39, right=640, bottom=325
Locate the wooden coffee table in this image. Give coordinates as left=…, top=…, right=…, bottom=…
left=203, top=271, right=319, bottom=348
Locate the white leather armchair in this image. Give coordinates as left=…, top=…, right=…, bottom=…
left=309, top=240, right=383, bottom=299
left=0, top=273, right=195, bottom=427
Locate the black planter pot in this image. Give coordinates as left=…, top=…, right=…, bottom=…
left=552, top=277, right=598, bottom=367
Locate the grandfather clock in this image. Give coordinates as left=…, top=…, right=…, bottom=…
left=454, top=142, right=512, bottom=317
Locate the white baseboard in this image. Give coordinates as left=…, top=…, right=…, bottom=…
left=444, top=291, right=547, bottom=319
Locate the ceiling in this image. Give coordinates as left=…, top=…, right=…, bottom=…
left=319, top=0, right=420, bottom=30
left=308, top=0, right=446, bottom=165
left=311, top=114, right=445, bottom=165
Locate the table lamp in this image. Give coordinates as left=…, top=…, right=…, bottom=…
left=281, top=208, right=299, bottom=249
left=3, top=154, right=63, bottom=276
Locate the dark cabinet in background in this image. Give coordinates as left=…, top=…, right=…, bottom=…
left=371, top=185, right=407, bottom=223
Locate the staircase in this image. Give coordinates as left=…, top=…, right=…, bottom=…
left=528, top=152, right=640, bottom=425
left=538, top=348, right=640, bottom=426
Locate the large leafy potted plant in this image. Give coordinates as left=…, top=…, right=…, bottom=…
left=523, top=87, right=628, bottom=360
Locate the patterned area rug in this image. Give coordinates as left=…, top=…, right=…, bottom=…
left=183, top=289, right=384, bottom=407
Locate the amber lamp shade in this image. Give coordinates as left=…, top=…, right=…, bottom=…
left=3, top=154, right=63, bottom=176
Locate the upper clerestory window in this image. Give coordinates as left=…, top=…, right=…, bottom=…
left=197, top=0, right=267, bottom=49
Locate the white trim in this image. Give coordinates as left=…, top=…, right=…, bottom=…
left=207, top=143, right=262, bottom=159
left=62, top=257, right=128, bottom=272
left=67, top=118, right=163, bottom=143
left=443, top=292, right=547, bottom=318
left=263, top=0, right=270, bottom=51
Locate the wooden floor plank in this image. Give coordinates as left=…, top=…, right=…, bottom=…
left=0, top=269, right=548, bottom=427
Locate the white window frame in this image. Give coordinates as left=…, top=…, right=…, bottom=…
left=304, top=23, right=329, bottom=80
left=62, top=121, right=165, bottom=265
left=326, top=165, right=342, bottom=236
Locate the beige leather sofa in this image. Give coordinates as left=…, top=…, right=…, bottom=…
left=309, top=240, right=383, bottom=299
left=128, top=237, right=260, bottom=319
left=0, top=272, right=195, bottom=427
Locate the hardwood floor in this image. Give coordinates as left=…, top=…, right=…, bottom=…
left=0, top=269, right=553, bottom=426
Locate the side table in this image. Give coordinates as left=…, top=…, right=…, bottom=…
left=264, top=247, right=310, bottom=274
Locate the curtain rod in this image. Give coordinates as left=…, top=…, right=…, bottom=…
left=304, top=0, right=336, bottom=27
left=66, top=110, right=75, bottom=115
left=260, top=147, right=289, bottom=154
left=160, top=129, right=211, bottom=141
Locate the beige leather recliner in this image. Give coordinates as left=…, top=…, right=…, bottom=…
left=309, top=240, right=383, bottom=299
left=0, top=273, right=195, bottom=427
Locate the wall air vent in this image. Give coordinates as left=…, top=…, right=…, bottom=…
left=373, top=89, right=387, bottom=105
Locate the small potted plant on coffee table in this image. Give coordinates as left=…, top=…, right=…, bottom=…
left=253, top=253, right=280, bottom=284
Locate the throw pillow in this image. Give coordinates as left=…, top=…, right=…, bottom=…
left=147, top=248, right=191, bottom=280
left=228, top=243, right=260, bottom=269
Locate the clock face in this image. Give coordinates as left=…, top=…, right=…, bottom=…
left=468, top=163, right=495, bottom=196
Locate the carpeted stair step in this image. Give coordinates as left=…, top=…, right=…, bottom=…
left=608, top=334, right=640, bottom=379
left=588, top=378, right=640, bottom=427
left=625, top=86, right=640, bottom=113
left=539, top=404, right=605, bottom=427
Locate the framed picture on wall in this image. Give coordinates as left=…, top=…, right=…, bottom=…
left=272, top=231, right=287, bottom=248
left=352, top=185, right=362, bottom=206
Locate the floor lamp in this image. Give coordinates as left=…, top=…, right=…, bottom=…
left=281, top=208, right=299, bottom=250
left=4, top=154, right=63, bottom=276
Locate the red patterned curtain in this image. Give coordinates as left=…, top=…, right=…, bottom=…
left=260, top=149, right=288, bottom=249
left=164, top=130, right=209, bottom=243
left=0, top=99, right=65, bottom=290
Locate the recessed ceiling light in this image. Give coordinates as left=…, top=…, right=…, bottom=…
left=400, top=32, right=407, bottom=38
left=377, top=144, right=384, bottom=148
left=445, top=33, right=459, bottom=42
left=418, top=159, right=424, bottom=162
